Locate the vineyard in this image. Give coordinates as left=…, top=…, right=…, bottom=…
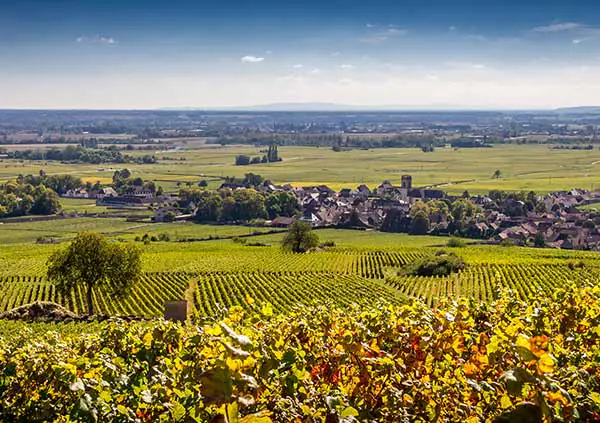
left=1, top=284, right=599, bottom=422
left=1, top=239, right=599, bottom=317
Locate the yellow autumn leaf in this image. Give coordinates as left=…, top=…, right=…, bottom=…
left=537, top=353, right=555, bottom=374
left=500, top=394, right=512, bottom=409
left=370, top=338, right=380, bottom=353
left=590, top=392, right=600, bottom=406
left=515, top=334, right=530, bottom=350
left=143, top=332, right=153, bottom=348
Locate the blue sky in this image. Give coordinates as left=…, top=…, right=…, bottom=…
left=1, top=0, right=600, bottom=108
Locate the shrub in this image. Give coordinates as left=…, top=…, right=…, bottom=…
left=402, top=251, right=466, bottom=277
left=447, top=237, right=466, bottom=248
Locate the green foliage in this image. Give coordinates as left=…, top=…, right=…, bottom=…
left=0, top=181, right=61, bottom=218
left=266, top=191, right=299, bottom=219
left=403, top=251, right=466, bottom=276
left=9, top=145, right=156, bottom=164
left=46, top=232, right=142, bottom=315
left=410, top=211, right=430, bottom=235
left=447, top=237, right=466, bottom=248
left=0, top=285, right=599, bottom=422
left=281, top=221, right=319, bottom=253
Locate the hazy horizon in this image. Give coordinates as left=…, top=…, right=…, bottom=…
left=2, top=0, right=600, bottom=109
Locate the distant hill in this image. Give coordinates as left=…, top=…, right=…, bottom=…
left=157, top=102, right=493, bottom=112
left=554, top=106, right=600, bottom=114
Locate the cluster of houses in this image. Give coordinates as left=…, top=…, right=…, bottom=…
left=65, top=186, right=159, bottom=206
left=64, top=174, right=600, bottom=250
left=491, top=191, right=600, bottom=249
left=215, top=175, right=600, bottom=251
left=63, top=186, right=190, bottom=221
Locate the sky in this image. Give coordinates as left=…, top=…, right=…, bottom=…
left=1, top=0, right=600, bottom=109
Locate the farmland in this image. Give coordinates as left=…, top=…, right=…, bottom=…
left=1, top=228, right=600, bottom=318
left=3, top=144, right=600, bottom=194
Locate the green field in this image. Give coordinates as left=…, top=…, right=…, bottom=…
left=1, top=227, right=599, bottom=317
left=0, top=218, right=276, bottom=245
left=3, top=144, right=600, bottom=194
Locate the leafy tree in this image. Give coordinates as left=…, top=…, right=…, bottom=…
left=243, top=173, right=264, bottom=187
left=30, top=185, right=60, bottom=215
left=235, top=155, right=251, bottom=166
left=409, top=201, right=431, bottom=235
left=221, top=189, right=267, bottom=221
left=450, top=198, right=478, bottom=230
left=403, top=251, right=465, bottom=276
left=534, top=233, right=546, bottom=248
left=282, top=221, right=319, bottom=253
left=266, top=191, right=299, bottom=219
left=493, top=169, right=502, bottom=179
left=410, top=211, right=430, bottom=235
left=195, top=192, right=223, bottom=222
left=46, top=232, right=142, bottom=315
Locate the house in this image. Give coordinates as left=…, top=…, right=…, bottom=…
left=271, top=216, right=295, bottom=227
left=64, top=188, right=89, bottom=198
left=96, top=187, right=117, bottom=199
left=357, top=184, right=371, bottom=196
left=153, top=206, right=184, bottom=222
left=299, top=212, right=322, bottom=227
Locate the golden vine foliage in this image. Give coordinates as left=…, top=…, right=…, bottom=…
left=0, top=284, right=599, bottom=422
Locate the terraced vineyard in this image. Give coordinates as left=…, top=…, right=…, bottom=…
left=1, top=236, right=599, bottom=317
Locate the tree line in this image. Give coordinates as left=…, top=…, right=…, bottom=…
left=235, top=144, right=282, bottom=166
left=8, top=145, right=157, bottom=165
left=179, top=188, right=299, bottom=223
left=0, top=181, right=61, bottom=218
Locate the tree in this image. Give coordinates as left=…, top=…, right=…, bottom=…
left=30, top=185, right=60, bottom=215
left=534, top=233, right=546, bottom=248
left=282, top=221, right=319, bottom=253
left=410, top=211, right=430, bottom=235
left=46, top=232, right=142, bottom=315
left=450, top=198, right=478, bottom=230
left=266, top=191, right=299, bottom=219
left=492, top=169, right=502, bottom=179
left=235, top=155, right=251, bottom=166
left=410, top=201, right=431, bottom=235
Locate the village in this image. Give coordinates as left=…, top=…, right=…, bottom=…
left=59, top=173, right=600, bottom=251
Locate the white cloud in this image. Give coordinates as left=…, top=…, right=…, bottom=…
left=449, top=26, right=457, bottom=31
left=339, top=64, right=354, bottom=69
left=360, top=27, right=407, bottom=43
left=293, top=64, right=304, bottom=69
left=467, top=34, right=488, bottom=42
left=310, top=68, right=321, bottom=75
left=331, top=52, right=342, bottom=57
left=573, top=39, right=584, bottom=45
left=76, top=36, right=118, bottom=45
left=533, top=22, right=582, bottom=33
left=241, top=56, right=265, bottom=63
left=445, top=62, right=488, bottom=70
left=366, top=23, right=374, bottom=28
